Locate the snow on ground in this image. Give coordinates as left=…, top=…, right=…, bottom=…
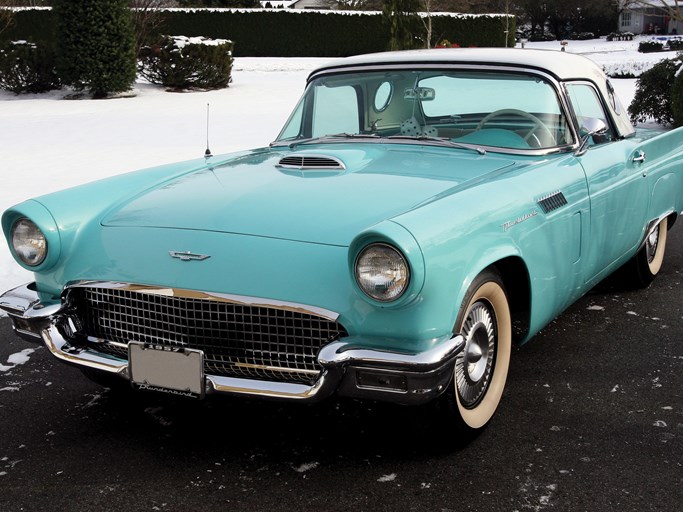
left=0, top=38, right=677, bottom=300
left=523, top=36, right=679, bottom=78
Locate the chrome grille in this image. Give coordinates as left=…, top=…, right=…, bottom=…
left=68, top=286, right=347, bottom=385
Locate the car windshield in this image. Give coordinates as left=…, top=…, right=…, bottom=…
left=274, top=69, right=574, bottom=151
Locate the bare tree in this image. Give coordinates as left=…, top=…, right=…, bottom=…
left=0, top=0, right=26, bottom=36
left=418, top=0, right=435, bottom=48
left=130, top=0, right=178, bottom=53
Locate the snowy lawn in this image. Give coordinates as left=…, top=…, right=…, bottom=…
left=0, top=37, right=678, bottom=299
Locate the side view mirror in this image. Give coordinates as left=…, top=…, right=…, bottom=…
left=575, top=118, right=608, bottom=156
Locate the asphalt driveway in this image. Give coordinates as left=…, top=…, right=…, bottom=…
left=1, top=227, right=681, bottom=512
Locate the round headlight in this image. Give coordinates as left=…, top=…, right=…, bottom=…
left=355, top=243, right=410, bottom=302
left=12, top=218, right=47, bottom=267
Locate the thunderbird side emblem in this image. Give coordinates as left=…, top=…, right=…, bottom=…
left=169, top=251, right=211, bottom=261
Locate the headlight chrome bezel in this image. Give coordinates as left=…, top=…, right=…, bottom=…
left=354, top=243, right=411, bottom=303
left=11, top=217, right=48, bottom=267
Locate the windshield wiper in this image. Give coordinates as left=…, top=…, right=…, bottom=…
left=270, top=133, right=382, bottom=149
left=386, top=135, right=486, bottom=155
left=274, top=133, right=486, bottom=155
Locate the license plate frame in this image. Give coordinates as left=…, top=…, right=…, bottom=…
left=128, top=341, right=205, bottom=399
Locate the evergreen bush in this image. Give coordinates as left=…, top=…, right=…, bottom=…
left=139, top=35, right=233, bottom=90
left=0, top=40, right=60, bottom=94
left=53, top=0, right=136, bottom=98
left=638, top=40, right=664, bottom=53
left=667, top=39, right=683, bottom=51
left=571, top=32, right=595, bottom=41
left=671, top=65, right=683, bottom=128
left=628, top=57, right=682, bottom=126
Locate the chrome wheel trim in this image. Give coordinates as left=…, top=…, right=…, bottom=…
left=646, top=224, right=660, bottom=264
left=455, top=300, right=496, bottom=408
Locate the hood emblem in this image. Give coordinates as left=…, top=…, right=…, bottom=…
left=169, top=251, right=211, bottom=261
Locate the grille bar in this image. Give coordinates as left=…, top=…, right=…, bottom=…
left=68, top=286, right=347, bottom=385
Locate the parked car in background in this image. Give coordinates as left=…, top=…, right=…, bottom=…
left=2, top=49, right=682, bottom=434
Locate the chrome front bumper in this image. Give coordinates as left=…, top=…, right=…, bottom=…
left=1, top=283, right=464, bottom=405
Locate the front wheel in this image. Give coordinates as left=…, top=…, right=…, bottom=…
left=440, top=269, right=512, bottom=433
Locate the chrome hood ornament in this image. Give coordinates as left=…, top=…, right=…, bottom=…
left=169, top=251, right=211, bottom=261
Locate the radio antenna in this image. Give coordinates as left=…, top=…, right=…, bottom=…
left=205, top=103, right=212, bottom=158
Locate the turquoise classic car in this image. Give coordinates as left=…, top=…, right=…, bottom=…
left=2, top=49, right=682, bottom=434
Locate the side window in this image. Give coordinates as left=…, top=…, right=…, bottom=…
left=312, top=85, right=360, bottom=137
left=566, top=83, right=614, bottom=145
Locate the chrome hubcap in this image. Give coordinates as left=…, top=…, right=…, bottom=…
left=646, top=224, right=660, bottom=264
left=455, top=300, right=496, bottom=408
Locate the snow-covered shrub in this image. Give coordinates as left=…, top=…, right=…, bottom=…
left=0, top=40, right=60, bottom=94
left=628, top=57, right=683, bottom=126
left=638, top=40, right=664, bottom=53
left=603, top=60, right=658, bottom=79
left=606, top=32, right=634, bottom=41
left=667, top=39, right=683, bottom=51
left=571, top=32, right=595, bottom=41
left=54, top=0, right=137, bottom=98
left=138, top=35, right=233, bottom=90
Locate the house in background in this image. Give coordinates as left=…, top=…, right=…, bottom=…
left=619, top=1, right=683, bottom=34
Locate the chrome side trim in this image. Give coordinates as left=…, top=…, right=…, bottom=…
left=63, top=281, right=340, bottom=322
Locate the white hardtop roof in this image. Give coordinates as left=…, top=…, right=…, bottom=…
left=309, top=48, right=607, bottom=84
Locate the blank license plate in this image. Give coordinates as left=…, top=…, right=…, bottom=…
left=128, top=342, right=205, bottom=398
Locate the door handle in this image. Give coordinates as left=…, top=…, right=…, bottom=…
left=632, top=150, right=646, bottom=163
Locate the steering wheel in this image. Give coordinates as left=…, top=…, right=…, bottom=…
left=476, top=109, right=555, bottom=148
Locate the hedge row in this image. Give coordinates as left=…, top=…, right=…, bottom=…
left=1, top=8, right=515, bottom=57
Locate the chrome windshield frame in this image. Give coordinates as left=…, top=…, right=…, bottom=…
left=272, top=63, right=581, bottom=157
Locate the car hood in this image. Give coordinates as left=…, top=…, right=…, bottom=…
left=102, top=145, right=517, bottom=246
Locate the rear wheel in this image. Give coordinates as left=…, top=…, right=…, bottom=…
left=624, top=218, right=669, bottom=288
left=440, top=269, right=512, bottom=433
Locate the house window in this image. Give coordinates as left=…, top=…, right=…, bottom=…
left=621, top=11, right=632, bottom=29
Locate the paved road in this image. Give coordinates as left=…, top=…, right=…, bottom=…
left=1, top=228, right=681, bottom=512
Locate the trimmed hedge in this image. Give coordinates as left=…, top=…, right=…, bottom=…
left=0, top=40, right=60, bottom=94
left=139, top=35, right=234, bottom=90
left=0, top=8, right=54, bottom=45
left=1, top=8, right=515, bottom=58
left=667, top=38, right=683, bottom=51
left=160, top=10, right=515, bottom=56
left=638, top=40, right=664, bottom=53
